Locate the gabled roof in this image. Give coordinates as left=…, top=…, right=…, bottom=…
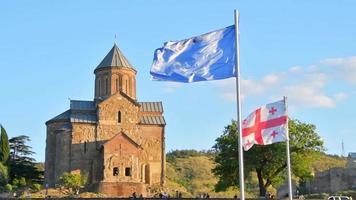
left=138, top=102, right=164, bottom=113
left=139, top=115, right=166, bottom=125
left=70, top=100, right=96, bottom=111
left=95, top=43, right=135, bottom=71
left=46, top=110, right=71, bottom=124
left=103, top=132, right=142, bottom=149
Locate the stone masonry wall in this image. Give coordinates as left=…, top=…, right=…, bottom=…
left=309, top=168, right=356, bottom=193
left=45, top=122, right=71, bottom=186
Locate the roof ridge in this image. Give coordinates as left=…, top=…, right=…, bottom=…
left=95, top=44, right=135, bottom=70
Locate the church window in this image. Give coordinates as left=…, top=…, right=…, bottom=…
left=105, top=78, right=109, bottom=95
left=129, top=79, right=132, bottom=96
left=116, top=78, right=119, bottom=92
left=113, top=167, right=119, bottom=176
left=125, top=167, right=131, bottom=176
left=119, top=75, right=122, bottom=91
left=84, top=141, right=87, bottom=153
left=125, top=80, right=128, bottom=93
left=118, top=111, right=121, bottom=123
left=98, top=79, right=101, bottom=96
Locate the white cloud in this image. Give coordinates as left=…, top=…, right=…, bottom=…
left=334, top=92, right=348, bottom=101
left=163, top=82, right=183, bottom=93
left=283, top=85, right=335, bottom=108
left=289, top=66, right=302, bottom=73
left=321, top=56, right=356, bottom=84
left=214, top=58, right=352, bottom=108
left=214, top=72, right=284, bottom=102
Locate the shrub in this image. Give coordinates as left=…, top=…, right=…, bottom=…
left=5, top=183, right=12, bottom=192
left=31, top=183, right=42, bottom=192
left=0, top=163, right=8, bottom=185
left=18, top=177, right=26, bottom=187
left=59, top=172, right=87, bottom=194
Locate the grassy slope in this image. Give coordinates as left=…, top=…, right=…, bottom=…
left=165, top=155, right=238, bottom=198
left=164, top=151, right=347, bottom=197
left=310, top=153, right=347, bottom=172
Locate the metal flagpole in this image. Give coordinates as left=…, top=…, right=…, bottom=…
left=284, top=96, right=293, bottom=200
left=234, top=9, right=245, bottom=200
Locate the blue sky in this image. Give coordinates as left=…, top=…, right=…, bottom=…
left=1, top=1, right=356, bottom=162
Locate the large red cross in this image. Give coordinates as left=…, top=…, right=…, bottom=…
left=242, top=108, right=287, bottom=144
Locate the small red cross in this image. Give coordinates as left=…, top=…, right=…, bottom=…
left=269, top=107, right=277, bottom=115
left=271, top=131, right=278, bottom=138
left=245, top=140, right=252, bottom=149
left=242, top=108, right=287, bottom=145
left=243, top=119, right=247, bottom=126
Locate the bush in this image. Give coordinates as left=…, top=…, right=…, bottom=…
left=59, top=172, right=87, bottom=194
left=338, top=190, right=356, bottom=199
left=19, top=177, right=26, bottom=187
left=5, top=183, right=12, bottom=192
left=31, top=183, right=42, bottom=192
left=304, top=193, right=329, bottom=199
left=12, top=177, right=26, bottom=188
left=0, top=162, right=8, bottom=185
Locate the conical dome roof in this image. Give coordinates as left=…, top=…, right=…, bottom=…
left=95, top=44, right=135, bottom=71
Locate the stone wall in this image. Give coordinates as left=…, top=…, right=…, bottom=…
left=95, top=182, right=146, bottom=197
left=45, top=122, right=72, bottom=186
left=102, top=133, right=141, bottom=182
left=308, top=167, right=356, bottom=193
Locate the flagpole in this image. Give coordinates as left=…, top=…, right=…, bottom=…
left=234, top=9, right=245, bottom=200
left=284, top=96, right=293, bottom=200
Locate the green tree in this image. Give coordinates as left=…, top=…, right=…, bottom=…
left=0, top=125, right=10, bottom=163
left=59, top=172, right=87, bottom=194
left=212, top=119, right=324, bottom=196
left=9, top=135, right=43, bottom=183
left=0, top=162, right=9, bottom=186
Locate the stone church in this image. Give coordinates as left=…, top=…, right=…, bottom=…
left=45, top=44, right=166, bottom=196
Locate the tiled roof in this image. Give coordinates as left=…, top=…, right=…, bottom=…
left=95, top=44, right=135, bottom=70
left=71, top=113, right=97, bottom=124
left=139, top=115, right=166, bottom=125
left=70, top=100, right=96, bottom=111
left=139, top=102, right=163, bottom=113
left=47, top=100, right=165, bottom=126
left=46, top=110, right=71, bottom=124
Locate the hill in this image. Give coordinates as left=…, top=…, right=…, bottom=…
left=163, top=150, right=347, bottom=198
left=163, top=150, right=238, bottom=198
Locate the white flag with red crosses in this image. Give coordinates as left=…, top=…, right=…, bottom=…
left=242, top=100, right=288, bottom=151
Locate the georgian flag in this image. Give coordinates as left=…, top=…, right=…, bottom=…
left=242, top=100, right=288, bottom=151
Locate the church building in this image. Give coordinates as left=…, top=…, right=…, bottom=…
left=45, top=44, right=166, bottom=196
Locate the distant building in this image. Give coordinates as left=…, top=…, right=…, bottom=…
left=45, top=44, right=166, bottom=197
left=307, top=153, right=356, bottom=194
left=307, top=167, right=356, bottom=193
left=346, top=152, right=356, bottom=168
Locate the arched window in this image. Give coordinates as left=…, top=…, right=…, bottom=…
left=116, top=78, right=119, bottom=92
left=113, top=167, right=119, bottom=176
left=98, top=79, right=101, bottom=96
left=118, top=111, right=121, bottom=123
left=129, top=78, right=132, bottom=96
left=105, top=78, right=109, bottom=95
left=119, top=75, right=122, bottom=91
left=84, top=141, right=87, bottom=153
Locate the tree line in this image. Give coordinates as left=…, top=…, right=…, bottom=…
left=0, top=125, right=43, bottom=193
